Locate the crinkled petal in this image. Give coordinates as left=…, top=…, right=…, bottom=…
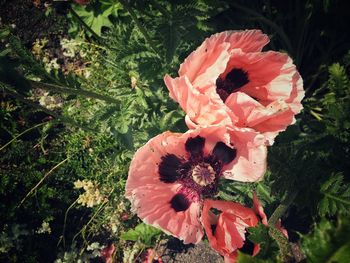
left=164, top=75, right=233, bottom=127
left=179, top=30, right=269, bottom=83
left=223, top=50, right=294, bottom=101
left=222, top=128, right=267, bottom=182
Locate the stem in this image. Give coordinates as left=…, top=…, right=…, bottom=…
left=268, top=191, right=297, bottom=226
left=269, top=227, right=294, bottom=261
left=18, top=158, right=69, bottom=207
left=60, top=198, right=79, bottom=248
left=268, top=191, right=298, bottom=261
left=119, top=0, right=160, bottom=58
left=29, top=80, right=120, bottom=104
left=0, top=121, right=51, bottom=152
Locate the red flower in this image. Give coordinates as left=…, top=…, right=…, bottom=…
left=125, top=126, right=267, bottom=244
left=164, top=30, right=304, bottom=145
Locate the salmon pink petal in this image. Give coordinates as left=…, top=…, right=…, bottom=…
left=179, top=30, right=269, bottom=86
left=222, top=128, right=267, bottom=182
left=201, top=200, right=259, bottom=260
left=128, top=184, right=204, bottom=244
left=164, top=75, right=233, bottom=127
left=225, top=92, right=294, bottom=144
left=286, top=71, right=304, bottom=114
left=252, top=192, right=268, bottom=225
left=223, top=50, right=294, bottom=101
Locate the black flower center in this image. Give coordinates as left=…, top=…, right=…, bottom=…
left=158, top=136, right=237, bottom=212
left=216, top=68, right=249, bottom=102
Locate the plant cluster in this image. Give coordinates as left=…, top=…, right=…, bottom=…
left=0, top=0, right=350, bottom=262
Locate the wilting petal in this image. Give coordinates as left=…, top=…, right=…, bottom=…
left=201, top=200, right=259, bottom=261
left=222, top=128, right=267, bottom=182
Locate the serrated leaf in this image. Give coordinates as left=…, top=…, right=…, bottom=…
left=121, top=223, right=161, bottom=246
left=318, top=173, right=350, bottom=216
left=247, top=224, right=278, bottom=259
left=237, top=251, right=272, bottom=263
left=301, top=216, right=350, bottom=263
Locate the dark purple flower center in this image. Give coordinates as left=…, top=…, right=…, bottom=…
left=158, top=136, right=237, bottom=212
left=216, top=68, right=249, bottom=102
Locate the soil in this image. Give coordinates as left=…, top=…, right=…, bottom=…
left=0, top=0, right=68, bottom=47
left=157, top=238, right=224, bottom=263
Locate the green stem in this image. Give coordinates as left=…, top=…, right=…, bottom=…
left=268, top=191, right=298, bottom=261
left=268, top=191, right=297, bottom=226
left=119, top=0, right=160, bottom=58
left=18, top=158, right=69, bottom=207
left=29, top=80, right=120, bottom=104
left=269, top=227, right=294, bottom=261
left=60, top=198, right=79, bottom=248
left=0, top=121, right=51, bottom=152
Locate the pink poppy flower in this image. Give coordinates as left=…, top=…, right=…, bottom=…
left=164, top=30, right=304, bottom=145
left=201, top=199, right=260, bottom=262
left=125, top=126, right=267, bottom=244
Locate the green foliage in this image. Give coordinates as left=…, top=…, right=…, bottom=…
left=301, top=216, right=350, bottom=263
left=318, top=173, right=350, bottom=216
left=237, top=251, right=272, bottom=263
left=247, top=224, right=278, bottom=260
left=70, top=1, right=122, bottom=36
left=121, top=223, right=162, bottom=247
left=321, top=63, right=350, bottom=142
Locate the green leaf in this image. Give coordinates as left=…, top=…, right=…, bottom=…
left=318, top=173, right=350, bottom=216
left=159, top=110, right=184, bottom=131
left=301, top=215, right=350, bottom=263
left=120, top=223, right=162, bottom=246
left=237, top=251, right=272, bottom=263
left=72, top=1, right=122, bottom=36
left=248, top=224, right=278, bottom=259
